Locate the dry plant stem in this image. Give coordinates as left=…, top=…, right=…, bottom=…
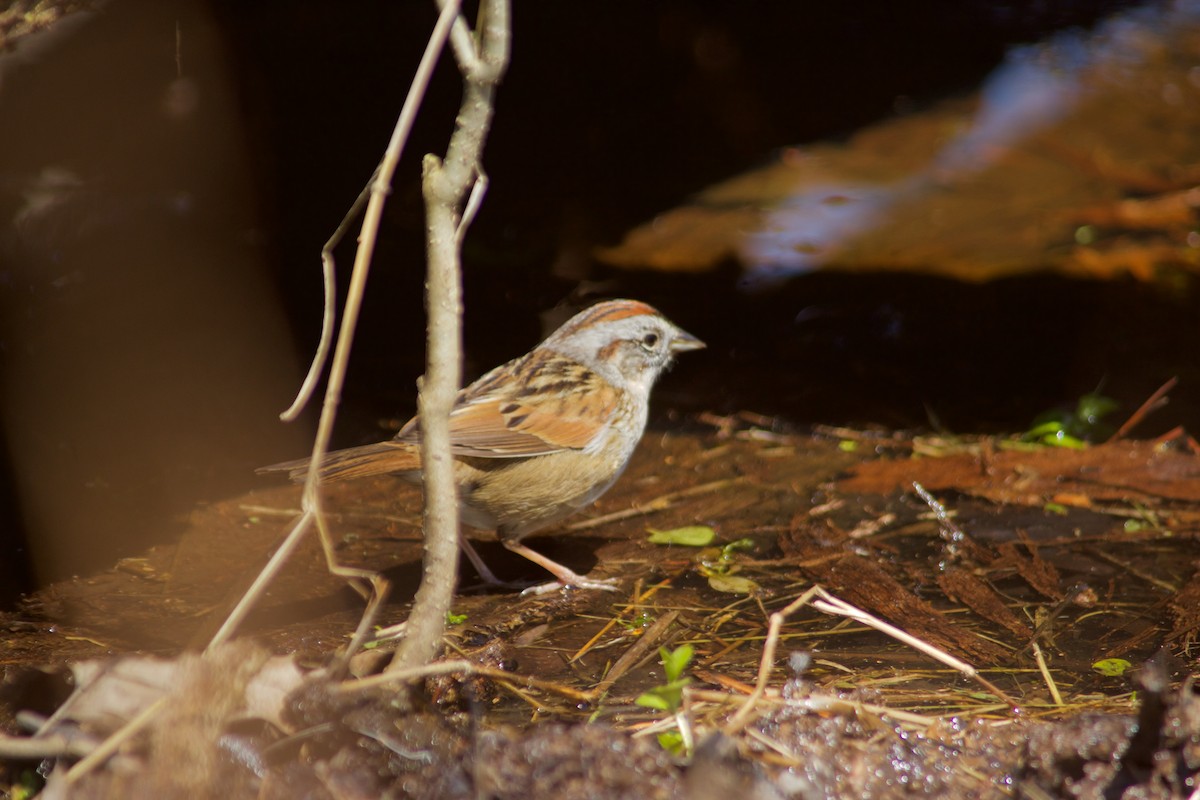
left=279, top=214, right=341, bottom=423
left=913, top=481, right=967, bottom=541
left=570, top=581, right=669, bottom=662
left=0, top=733, right=94, bottom=760
left=675, top=700, right=695, bottom=754
left=725, top=585, right=821, bottom=733
left=726, top=585, right=1019, bottom=735
left=205, top=1, right=461, bottom=653
left=809, top=589, right=1019, bottom=708
left=588, top=610, right=680, bottom=700
left=339, top=659, right=591, bottom=702
left=1108, top=375, right=1178, bottom=442
left=389, top=0, right=510, bottom=673
left=280, top=9, right=466, bottom=422
left=1032, top=642, right=1064, bottom=707
left=666, top=690, right=938, bottom=732
left=64, top=698, right=165, bottom=785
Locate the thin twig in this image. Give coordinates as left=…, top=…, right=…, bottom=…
left=1031, top=642, right=1063, bottom=707
left=725, top=584, right=1020, bottom=735
left=724, top=585, right=820, bottom=733
left=205, top=512, right=314, bottom=651
left=1108, top=376, right=1177, bottom=442
left=64, top=698, right=165, bottom=785
left=457, top=170, right=489, bottom=244
left=588, top=610, right=680, bottom=700
left=279, top=209, right=343, bottom=422
left=1013, top=583, right=1092, bottom=659
left=339, top=659, right=591, bottom=702
left=389, top=0, right=510, bottom=673
left=0, top=732, right=96, bottom=760
left=809, top=589, right=1019, bottom=708
left=913, top=481, right=966, bottom=541
left=570, top=581, right=671, bottom=663
left=693, top=689, right=937, bottom=728
left=205, top=0, right=460, bottom=653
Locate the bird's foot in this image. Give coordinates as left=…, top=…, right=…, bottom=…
left=520, top=574, right=620, bottom=596
left=501, top=540, right=621, bottom=595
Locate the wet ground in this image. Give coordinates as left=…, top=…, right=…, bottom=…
left=4, top=1, right=1200, bottom=797
left=3, top=424, right=1200, bottom=797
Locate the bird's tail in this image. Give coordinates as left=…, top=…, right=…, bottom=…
left=256, top=441, right=421, bottom=483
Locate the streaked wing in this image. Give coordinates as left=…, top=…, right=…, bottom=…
left=396, top=352, right=619, bottom=457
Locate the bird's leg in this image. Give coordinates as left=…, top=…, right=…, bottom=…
left=501, top=539, right=620, bottom=595
left=457, top=533, right=508, bottom=587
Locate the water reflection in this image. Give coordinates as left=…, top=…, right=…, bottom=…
left=602, top=2, right=1200, bottom=287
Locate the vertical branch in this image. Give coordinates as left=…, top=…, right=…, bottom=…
left=390, top=0, right=510, bottom=672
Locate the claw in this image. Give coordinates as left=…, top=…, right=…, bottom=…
left=502, top=540, right=621, bottom=595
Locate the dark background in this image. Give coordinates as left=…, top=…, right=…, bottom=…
left=212, top=0, right=1166, bottom=427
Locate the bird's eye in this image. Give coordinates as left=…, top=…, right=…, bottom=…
left=641, top=332, right=660, bottom=349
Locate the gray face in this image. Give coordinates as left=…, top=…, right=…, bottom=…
left=539, top=301, right=704, bottom=392
left=606, top=318, right=682, bottom=384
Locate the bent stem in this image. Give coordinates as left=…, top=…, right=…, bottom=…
left=205, top=0, right=460, bottom=654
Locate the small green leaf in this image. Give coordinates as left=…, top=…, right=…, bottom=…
left=838, top=440, right=858, bottom=452
left=1092, top=658, right=1132, bottom=677
left=1042, top=431, right=1087, bottom=449
left=1043, top=502, right=1069, bottom=515
left=708, top=573, right=759, bottom=594
left=637, top=647, right=695, bottom=714
left=1123, top=519, right=1147, bottom=533
left=635, top=691, right=672, bottom=711
left=1026, top=420, right=1068, bottom=439
left=639, top=679, right=691, bottom=711
left=657, top=730, right=686, bottom=754
left=647, top=526, right=715, bottom=547
left=661, top=644, right=694, bottom=683
left=446, top=611, right=468, bottom=625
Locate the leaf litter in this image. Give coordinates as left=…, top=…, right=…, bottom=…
left=3, top=413, right=1200, bottom=798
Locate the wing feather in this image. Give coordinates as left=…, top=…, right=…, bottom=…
left=395, top=352, right=619, bottom=457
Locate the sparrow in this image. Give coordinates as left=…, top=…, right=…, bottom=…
left=260, top=299, right=704, bottom=593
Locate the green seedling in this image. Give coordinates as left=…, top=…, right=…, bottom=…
left=636, top=644, right=694, bottom=713
left=698, top=537, right=759, bottom=594
left=1023, top=391, right=1118, bottom=448
left=636, top=644, right=696, bottom=755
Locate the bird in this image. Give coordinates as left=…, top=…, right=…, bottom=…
left=259, top=299, right=704, bottom=593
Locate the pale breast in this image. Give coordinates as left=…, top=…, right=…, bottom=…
left=455, top=394, right=647, bottom=539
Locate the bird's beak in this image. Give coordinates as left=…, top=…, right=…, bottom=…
left=670, top=329, right=706, bottom=354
